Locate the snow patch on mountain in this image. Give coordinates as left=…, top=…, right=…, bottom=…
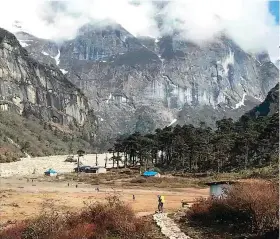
left=235, top=93, right=247, bottom=109
left=60, top=69, right=68, bottom=74
left=106, top=93, right=112, bottom=103
left=53, top=50, right=60, bottom=65
left=168, top=119, right=177, bottom=127
left=47, top=49, right=60, bottom=65
left=18, top=40, right=29, bottom=47
left=252, top=54, right=261, bottom=64
left=221, top=50, right=235, bottom=76
left=42, top=51, right=49, bottom=56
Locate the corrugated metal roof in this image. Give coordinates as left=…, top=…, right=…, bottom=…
left=205, top=181, right=236, bottom=186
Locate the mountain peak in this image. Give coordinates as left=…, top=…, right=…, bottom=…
left=12, top=21, right=279, bottom=141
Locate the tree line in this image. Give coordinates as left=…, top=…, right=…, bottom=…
left=110, top=113, right=279, bottom=173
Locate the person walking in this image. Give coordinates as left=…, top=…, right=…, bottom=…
left=133, top=194, right=135, bottom=201
left=157, top=195, right=163, bottom=213
left=160, top=195, right=165, bottom=212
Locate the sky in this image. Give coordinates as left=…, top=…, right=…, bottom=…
left=269, top=0, right=279, bottom=24
left=0, top=0, right=279, bottom=61
left=268, top=0, right=279, bottom=62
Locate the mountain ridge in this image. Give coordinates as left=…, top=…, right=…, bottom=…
left=13, top=22, right=279, bottom=144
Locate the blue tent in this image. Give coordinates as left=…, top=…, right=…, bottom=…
left=143, top=171, right=158, bottom=177
left=44, top=168, right=57, bottom=175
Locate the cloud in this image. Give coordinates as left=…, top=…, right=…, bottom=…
left=0, top=0, right=278, bottom=61
left=161, top=0, right=279, bottom=61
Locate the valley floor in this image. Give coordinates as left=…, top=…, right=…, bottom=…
left=1, top=155, right=276, bottom=238
left=0, top=176, right=208, bottom=226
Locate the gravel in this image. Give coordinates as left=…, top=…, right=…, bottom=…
left=153, top=213, right=191, bottom=239
left=0, top=153, right=115, bottom=178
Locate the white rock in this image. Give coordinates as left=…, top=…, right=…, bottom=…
left=153, top=213, right=191, bottom=239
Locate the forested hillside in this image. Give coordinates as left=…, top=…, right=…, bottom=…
left=0, top=111, right=93, bottom=162
left=112, top=84, right=279, bottom=173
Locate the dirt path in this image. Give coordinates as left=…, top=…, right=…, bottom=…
left=0, top=178, right=208, bottom=224
left=154, top=213, right=191, bottom=239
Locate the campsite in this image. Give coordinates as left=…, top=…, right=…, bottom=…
left=0, top=175, right=209, bottom=223
left=0, top=155, right=209, bottom=225
left=0, top=156, right=212, bottom=238
left=0, top=153, right=278, bottom=239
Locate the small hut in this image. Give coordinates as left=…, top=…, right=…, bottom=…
left=143, top=171, right=161, bottom=177
left=205, top=181, right=235, bottom=198
left=44, top=169, right=57, bottom=177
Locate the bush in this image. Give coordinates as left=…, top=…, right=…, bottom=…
left=186, top=181, right=279, bottom=237
left=82, top=195, right=150, bottom=238
left=0, top=150, right=19, bottom=163
left=0, top=196, right=151, bottom=239
left=0, top=222, right=27, bottom=239
left=59, top=223, right=95, bottom=239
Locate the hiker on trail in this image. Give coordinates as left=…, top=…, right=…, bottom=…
left=133, top=194, right=135, bottom=201
left=157, top=195, right=164, bottom=213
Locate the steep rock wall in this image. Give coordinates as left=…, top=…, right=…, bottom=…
left=0, top=28, right=89, bottom=127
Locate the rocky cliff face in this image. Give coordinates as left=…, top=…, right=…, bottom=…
left=246, top=83, right=279, bottom=118
left=0, top=28, right=89, bottom=127
left=15, top=22, right=279, bottom=141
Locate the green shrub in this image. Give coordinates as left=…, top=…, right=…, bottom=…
left=0, top=111, right=93, bottom=161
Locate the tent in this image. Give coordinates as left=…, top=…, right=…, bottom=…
left=44, top=168, right=57, bottom=176
left=143, top=171, right=160, bottom=177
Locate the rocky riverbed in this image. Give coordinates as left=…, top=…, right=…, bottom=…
left=0, top=154, right=114, bottom=177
